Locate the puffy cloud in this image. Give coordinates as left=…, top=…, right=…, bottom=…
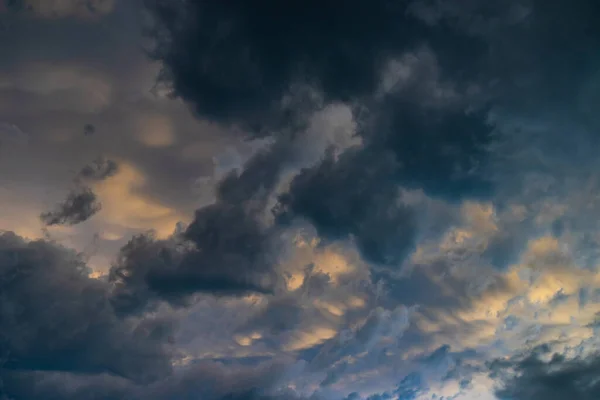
left=491, top=345, right=600, bottom=400
left=108, top=146, right=291, bottom=314
left=0, top=232, right=172, bottom=388
left=4, top=0, right=600, bottom=399
left=276, top=99, right=494, bottom=268
left=144, top=0, right=484, bottom=132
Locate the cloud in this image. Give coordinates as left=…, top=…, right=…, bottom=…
left=4, top=1, right=600, bottom=399
left=313, top=306, right=413, bottom=372
left=133, top=114, right=177, bottom=148
left=0, top=232, right=172, bottom=388
left=108, top=146, right=291, bottom=314
left=144, top=0, right=485, bottom=131
left=4, top=0, right=117, bottom=19
left=0, top=122, right=28, bottom=147
left=276, top=148, right=416, bottom=268
left=0, top=233, right=313, bottom=400
left=78, top=157, right=119, bottom=182
left=491, top=345, right=600, bottom=400
left=0, top=62, right=113, bottom=113
left=39, top=157, right=119, bottom=227
left=275, top=99, right=493, bottom=268
left=92, top=161, right=185, bottom=238
left=40, top=185, right=102, bottom=226
left=3, top=357, right=311, bottom=400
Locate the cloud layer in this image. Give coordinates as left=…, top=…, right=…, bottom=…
left=2, top=0, right=600, bottom=399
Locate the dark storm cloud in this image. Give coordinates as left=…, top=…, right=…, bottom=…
left=144, top=0, right=498, bottom=274
left=0, top=234, right=311, bottom=400
left=144, top=0, right=485, bottom=132
left=276, top=147, right=416, bottom=267
left=408, top=0, right=600, bottom=115
left=368, top=101, right=494, bottom=200
left=40, top=185, right=102, bottom=226
left=0, top=232, right=172, bottom=387
left=491, top=345, right=600, bottom=400
left=109, top=146, right=289, bottom=314
left=275, top=101, right=494, bottom=267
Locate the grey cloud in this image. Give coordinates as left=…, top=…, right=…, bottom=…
left=5, top=0, right=117, bottom=19
left=0, top=232, right=172, bottom=388
left=40, top=185, right=101, bottom=226
left=491, top=345, right=600, bottom=400
left=310, top=305, right=413, bottom=386
left=144, top=0, right=484, bottom=132
left=368, top=102, right=494, bottom=200
left=109, top=145, right=290, bottom=314
left=3, top=359, right=312, bottom=400
left=83, top=123, right=96, bottom=136
left=78, top=156, right=119, bottom=182
left=39, top=157, right=118, bottom=227
left=414, top=0, right=600, bottom=197
left=0, top=122, right=28, bottom=147
left=276, top=100, right=494, bottom=268
left=144, top=0, right=494, bottom=283
left=276, top=148, right=417, bottom=267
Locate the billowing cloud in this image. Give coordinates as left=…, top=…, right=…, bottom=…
left=3, top=0, right=600, bottom=399
left=108, top=146, right=290, bottom=314
left=144, top=0, right=484, bottom=132
left=0, top=232, right=172, bottom=387
left=491, top=345, right=600, bottom=400
left=276, top=148, right=417, bottom=267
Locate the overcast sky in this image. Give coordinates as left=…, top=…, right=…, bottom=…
left=1, top=0, right=600, bottom=399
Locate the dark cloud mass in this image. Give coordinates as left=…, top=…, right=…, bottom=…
left=276, top=148, right=417, bottom=267
left=109, top=147, right=288, bottom=314
left=40, top=185, right=102, bottom=226
left=370, top=102, right=494, bottom=200
left=145, top=0, right=485, bottom=132
left=0, top=232, right=171, bottom=389
left=3, top=0, right=600, bottom=399
left=491, top=346, right=600, bottom=400
left=276, top=101, right=494, bottom=266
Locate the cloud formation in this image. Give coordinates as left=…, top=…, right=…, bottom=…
left=109, top=146, right=290, bottom=314
left=39, top=158, right=119, bottom=227
left=3, top=0, right=600, bottom=399
left=0, top=232, right=172, bottom=387
left=145, top=0, right=485, bottom=132
left=40, top=185, right=102, bottom=226
left=492, top=345, right=600, bottom=400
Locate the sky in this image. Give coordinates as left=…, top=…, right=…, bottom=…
left=1, top=0, right=600, bottom=399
